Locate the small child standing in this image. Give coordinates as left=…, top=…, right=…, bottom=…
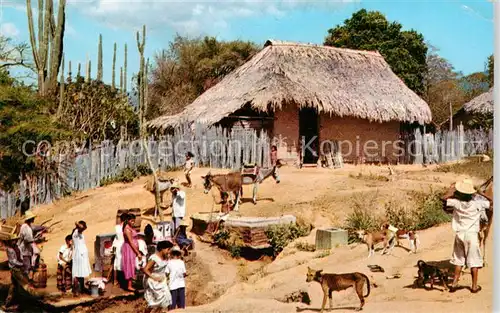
left=166, top=247, right=187, bottom=310
left=72, top=221, right=92, bottom=295
left=56, top=235, right=73, bottom=292
left=183, top=152, right=194, bottom=188
left=270, top=145, right=280, bottom=183
left=135, top=233, right=148, bottom=270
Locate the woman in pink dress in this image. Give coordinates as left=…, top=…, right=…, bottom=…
left=121, top=214, right=141, bottom=291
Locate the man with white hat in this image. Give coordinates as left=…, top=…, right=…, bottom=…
left=442, top=178, right=491, bottom=293
left=18, top=210, right=37, bottom=277
left=170, top=182, right=186, bottom=235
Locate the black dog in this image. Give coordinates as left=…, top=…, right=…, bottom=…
left=416, top=260, right=449, bottom=291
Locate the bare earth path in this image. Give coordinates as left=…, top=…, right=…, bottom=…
left=0, top=164, right=492, bottom=312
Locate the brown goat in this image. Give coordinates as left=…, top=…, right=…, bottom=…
left=201, top=171, right=243, bottom=211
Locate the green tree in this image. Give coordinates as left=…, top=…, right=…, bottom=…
left=486, top=54, right=494, bottom=87
left=148, top=35, right=259, bottom=119
left=324, top=9, right=428, bottom=95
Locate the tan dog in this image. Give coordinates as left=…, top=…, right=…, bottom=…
left=306, top=267, right=370, bottom=312
left=355, top=230, right=391, bottom=258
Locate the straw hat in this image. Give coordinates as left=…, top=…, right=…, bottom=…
left=7, top=234, right=19, bottom=241
left=23, top=210, right=37, bottom=221
left=180, top=220, right=189, bottom=227
left=170, top=182, right=181, bottom=190
left=455, top=178, right=476, bottom=195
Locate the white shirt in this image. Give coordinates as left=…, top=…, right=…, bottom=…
left=165, top=259, right=186, bottom=290
left=7, top=247, right=23, bottom=269
left=18, top=223, right=34, bottom=257
left=57, top=244, right=73, bottom=266
left=172, top=191, right=186, bottom=218
left=447, top=195, right=490, bottom=233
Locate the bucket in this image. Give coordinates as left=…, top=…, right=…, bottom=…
left=89, top=281, right=99, bottom=297
left=32, top=263, right=47, bottom=288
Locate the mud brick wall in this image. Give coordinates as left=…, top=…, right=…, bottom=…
left=273, top=105, right=300, bottom=162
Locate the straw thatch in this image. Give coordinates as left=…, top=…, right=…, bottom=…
left=463, top=87, right=493, bottom=114
left=148, top=40, right=432, bottom=130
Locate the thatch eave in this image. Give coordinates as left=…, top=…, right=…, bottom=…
left=463, top=87, right=493, bottom=115
left=148, top=39, right=432, bottom=131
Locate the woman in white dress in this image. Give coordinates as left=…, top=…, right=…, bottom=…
left=112, top=213, right=127, bottom=285
left=72, top=221, right=92, bottom=295
left=143, top=240, right=174, bottom=313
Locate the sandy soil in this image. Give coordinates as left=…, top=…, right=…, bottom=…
left=0, top=163, right=492, bottom=312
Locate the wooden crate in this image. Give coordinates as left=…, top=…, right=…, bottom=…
left=0, top=224, right=19, bottom=241
left=315, top=228, right=348, bottom=250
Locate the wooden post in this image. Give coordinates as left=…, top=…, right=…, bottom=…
left=449, top=101, right=453, bottom=131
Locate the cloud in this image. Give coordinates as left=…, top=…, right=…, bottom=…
left=0, top=22, right=20, bottom=38
left=66, top=0, right=357, bottom=36
left=460, top=4, right=493, bottom=23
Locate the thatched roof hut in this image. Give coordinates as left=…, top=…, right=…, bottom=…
left=463, top=87, right=493, bottom=114
left=148, top=40, right=431, bottom=131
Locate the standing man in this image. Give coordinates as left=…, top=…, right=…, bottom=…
left=442, top=178, right=491, bottom=293
left=170, top=182, right=186, bottom=235
left=18, top=210, right=36, bottom=278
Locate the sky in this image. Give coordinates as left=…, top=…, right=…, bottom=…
left=0, top=0, right=494, bottom=89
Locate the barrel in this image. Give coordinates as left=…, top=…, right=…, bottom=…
left=32, top=263, right=47, bottom=288
left=116, top=208, right=142, bottom=232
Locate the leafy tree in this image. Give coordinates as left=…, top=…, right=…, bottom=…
left=57, top=75, right=139, bottom=142
left=0, top=75, right=71, bottom=192
left=486, top=54, right=494, bottom=87
left=324, top=9, right=428, bottom=95
left=148, top=35, right=259, bottom=119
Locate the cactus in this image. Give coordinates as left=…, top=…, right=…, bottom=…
left=26, top=0, right=66, bottom=95
left=123, top=43, right=128, bottom=93
left=97, top=34, right=103, bottom=81
left=68, top=60, right=72, bottom=81
left=112, top=42, right=117, bottom=89
left=119, top=66, right=123, bottom=91
left=77, top=62, right=81, bottom=77
left=57, top=55, right=65, bottom=117
left=86, top=59, right=91, bottom=83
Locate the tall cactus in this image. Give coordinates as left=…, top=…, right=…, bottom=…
left=97, top=34, right=103, bottom=81
left=112, top=42, right=117, bottom=89
left=119, top=66, right=123, bottom=91
left=136, top=25, right=161, bottom=217
left=57, top=55, right=65, bottom=117
left=86, top=59, right=91, bottom=83
left=123, top=43, right=128, bottom=93
left=77, top=62, right=81, bottom=77
left=68, top=60, right=72, bottom=81
left=26, top=0, right=66, bottom=95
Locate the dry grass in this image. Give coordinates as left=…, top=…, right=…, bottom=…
left=435, top=159, right=492, bottom=180
left=464, top=87, right=493, bottom=114
left=148, top=40, right=431, bottom=130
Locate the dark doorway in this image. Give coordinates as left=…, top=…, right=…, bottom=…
left=299, top=107, right=319, bottom=164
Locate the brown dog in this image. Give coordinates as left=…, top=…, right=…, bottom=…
left=416, top=260, right=449, bottom=291
left=306, top=267, right=370, bottom=312
left=355, top=230, right=391, bottom=258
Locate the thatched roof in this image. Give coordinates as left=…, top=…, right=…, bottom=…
left=148, top=40, right=432, bottom=130
left=463, top=87, right=493, bottom=114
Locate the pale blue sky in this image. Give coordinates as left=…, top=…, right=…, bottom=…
left=1, top=0, right=494, bottom=89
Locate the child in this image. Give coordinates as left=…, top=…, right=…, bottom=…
left=270, top=145, right=280, bottom=182
left=3, top=234, right=25, bottom=311
left=173, top=220, right=194, bottom=256
left=57, top=235, right=73, bottom=292
left=183, top=152, right=194, bottom=188
left=72, top=221, right=92, bottom=295
left=135, top=232, right=148, bottom=270
left=166, top=247, right=187, bottom=310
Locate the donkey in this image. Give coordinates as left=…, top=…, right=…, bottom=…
left=202, top=171, right=243, bottom=211
left=144, top=174, right=177, bottom=206
left=478, top=176, right=493, bottom=266
left=241, top=165, right=280, bottom=204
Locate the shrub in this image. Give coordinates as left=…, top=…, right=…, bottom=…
left=265, top=222, right=311, bottom=257
left=412, top=189, right=451, bottom=230
left=136, top=164, right=153, bottom=176
left=435, top=159, right=492, bottom=180
left=295, top=241, right=316, bottom=252
left=384, top=201, right=418, bottom=231
left=349, top=172, right=389, bottom=182
left=213, top=227, right=244, bottom=258
left=99, top=167, right=139, bottom=186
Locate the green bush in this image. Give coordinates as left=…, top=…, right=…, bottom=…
left=213, top=227, right=244, bottom=258
left=384, top=202, right=418, bottom=231
left=265, top=222, right=311, bottom=257
left=412, top=189, right=451, bottom=230
left=136, top=164, right=153, bottom=176
left=99, top=167, right=139, bottom=186
left=435, top=159, right=492, bottom=180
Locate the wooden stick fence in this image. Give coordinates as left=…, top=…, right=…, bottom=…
left=0, top=123, right=492, bottom=218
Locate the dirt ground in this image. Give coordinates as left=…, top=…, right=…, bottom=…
left=0, top=163, right=493, bottom=312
